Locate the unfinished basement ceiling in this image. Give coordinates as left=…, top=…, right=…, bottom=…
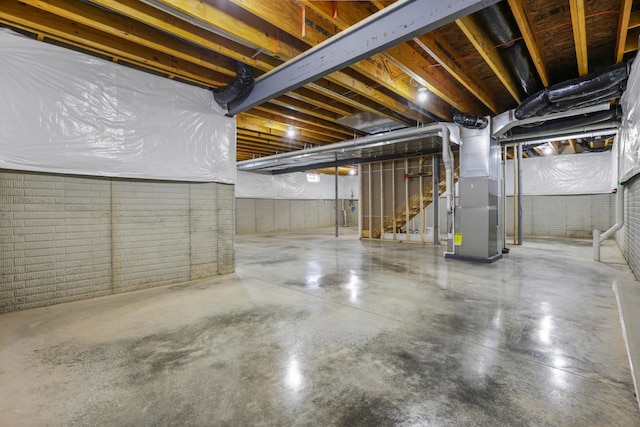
left=0, top=0, right=637, bottom=164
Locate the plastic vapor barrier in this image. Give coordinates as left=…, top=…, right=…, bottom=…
left=505, top=151, right=614, bottom=196
left=619, top=58, right=640, bottom=183
left=0, top=29, right=235, bottom=183
left=236, top=171, right=359, bottom=200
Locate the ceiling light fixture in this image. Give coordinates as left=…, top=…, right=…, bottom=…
left=287, top=127, right=296, bottom=138
left=417, top=87, right=428, bottom=103
left=349, top=168, right=356, bottom=176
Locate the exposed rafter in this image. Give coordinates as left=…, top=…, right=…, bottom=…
left=1, top=1, right=223, bottom=87
left=569, top=0, right=588, bottom=76
left=506, top=0, right=550, bottom=87
left=456, top=15, right=523, bottom=104
left=615, top=0, right=634, bottom=63
left=413, top=32, right=501, bottom=113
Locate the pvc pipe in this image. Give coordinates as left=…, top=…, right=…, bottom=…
left=594, top=183, right=624, bottom=261
left=440, top=125, right=456, bottom=256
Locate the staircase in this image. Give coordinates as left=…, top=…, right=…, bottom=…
left=370, top=160, right=457, bottom=239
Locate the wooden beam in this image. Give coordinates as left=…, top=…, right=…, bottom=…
left=155, top=0, right=283, bottom=57
left=268, top=96, right=340, bottom=123
left=615, top=0, right=634, bottom=63
left=236, top=131, right=309, bottom=149
left=568, top=139, right=577, bottom=153
left=88, top=0, right=281, bottom=71
left=253, top=105, right=356, bottom=138
left=0, top=1, right=224, bottom=88
left=284, top=86, right=354, bottom=118
left=237, top=115, right=342, bottom=145
left=625, top=27, right=640, bottom=53
left=506, top=0, right=550, bottom=87
left=569, top=0, right=588, bottom=76
left=456, top=15, right=522, bottom=103
left=629, top=10, right=640, bottom=29
left=413, top=31, right=500, bottom=113
left=20, top=0, right=238, bottom=77
left=307, top=80, right=412, bottom=125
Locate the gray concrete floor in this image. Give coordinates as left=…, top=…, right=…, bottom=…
left=1, top=228, right=640, bottom=426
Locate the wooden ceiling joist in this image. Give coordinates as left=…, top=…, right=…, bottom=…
left=413, top=31, right=501, bottom=114
left=506, top=0, right=550, bottom=87
left=251, top=105, right=357, bottom=139
left=20, top=0, right=239, bottom=77
left=456, top=15, right=523, bottom=104
left=0, top=1, right=223, bottom=87
left=569, top=0, right=588, bottom=76
left=615, top=0, right=634, bottom=63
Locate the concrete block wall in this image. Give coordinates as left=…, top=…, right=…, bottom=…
left=236, top=198, right=357, bottom=234
left=504, top=194, right=615, bottom=239
left=0, top=170, right=234, bottom=313
left=417, top=193, right=614, bottom=242
left=617, top=176, right=640, bottom=280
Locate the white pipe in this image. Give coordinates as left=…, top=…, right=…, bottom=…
left=594, top=183, right=624, bottom=261
left=440, top=125, right=456, bottom=256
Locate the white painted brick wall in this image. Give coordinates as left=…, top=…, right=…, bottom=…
left=235, top=198, right=355, bottom=234
left=190, top=183, right=219, bottom=280
left=617, top=176, right=640, bottom=280
left=504, top=194, right=614, bottom=239
left=427, top=194, right=612, bottom=241
left=0, top=171, right=234, bottom=313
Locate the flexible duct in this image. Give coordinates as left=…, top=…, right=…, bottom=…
left=547, top=62, right=629, bottom=102
left=475, top=3, right=540, bottom=97
left=213, top=62, right=255, bottom=111
left=535, top=87, right=623, bottom=116
left=516, top=62, right=631, bottom=119
left=577, top=136, right=613, bottom=152
left=453, top=111, right=488, bottom=129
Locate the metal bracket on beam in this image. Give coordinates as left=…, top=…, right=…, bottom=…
left=228, top=0, right=500, bottom=115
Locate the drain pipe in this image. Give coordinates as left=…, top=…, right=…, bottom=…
left=440, top=125, right=456, bottom=256
left=594, top=183, right=624, bottom=261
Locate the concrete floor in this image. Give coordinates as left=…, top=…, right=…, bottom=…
left=1, top=228, right=639, bottom=426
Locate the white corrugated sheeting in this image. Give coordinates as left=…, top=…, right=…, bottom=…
left=0, top=29, right=234, bottom=183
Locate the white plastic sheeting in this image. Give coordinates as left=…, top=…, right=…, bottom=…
left=505, top=151, right=614, bottom=196
left=0, top=29, right=235, bottom=183
left=619, top=58, right=640, bottom=183
left=236, top=171, right=359, bottom=200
